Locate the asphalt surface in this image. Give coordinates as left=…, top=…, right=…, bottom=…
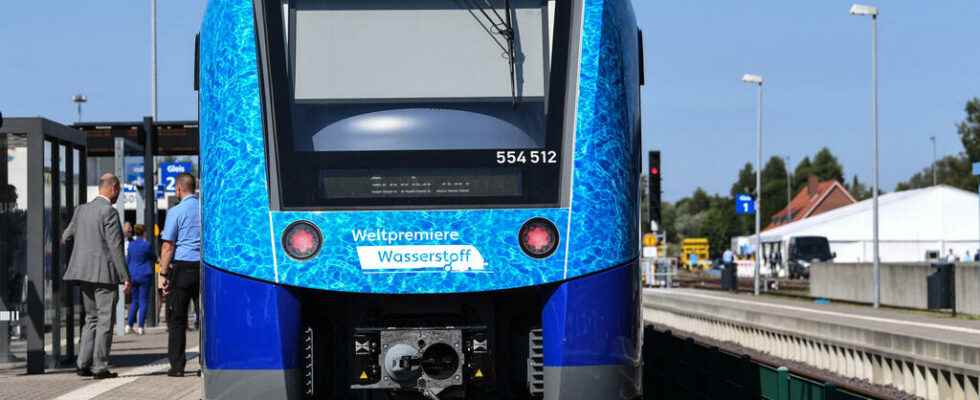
left=0, top=326, right=200, bottom=400
left=5, top=288, right=972, bottom=399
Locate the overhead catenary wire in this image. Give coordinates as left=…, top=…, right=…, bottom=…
left=454, top=0, right=521, bottom=106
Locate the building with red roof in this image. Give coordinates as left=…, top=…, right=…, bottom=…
left=766, top=176, right=856, bottom=230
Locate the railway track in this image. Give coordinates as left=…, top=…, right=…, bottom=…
left=642, top=323, right=915, bottom=400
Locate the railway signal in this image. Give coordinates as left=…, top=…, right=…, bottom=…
left=649, top=151, right=662, bottom=231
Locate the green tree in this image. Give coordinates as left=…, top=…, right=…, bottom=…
left=958, top=98, right=980, bottom=162
left=895, top=154, right=974, bottom=192
left=703, top=195, right=739, bottom=259
left=792, top=157, right=814, bottom=193
left=791, top=149, right=845, bottom=193
left=730, top=162, right=756, bottom=198
left=761, top=156, right=789, bottom=227
left=672, top=200, right=707, bottom=239
left=660, top=201, right=678, bottom=243
left=811, top=147, right=845, bottom=184
left=687, top=187, right=711, bottom=214
left=847, top=175, right=873, bottom=201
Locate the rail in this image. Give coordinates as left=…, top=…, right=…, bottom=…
left=643, top=324, right=889, bottom=400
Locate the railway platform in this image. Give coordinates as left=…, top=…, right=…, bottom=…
left=0, top=327, right=200, bottom=400
left=644, top=288, right=980, bottom=400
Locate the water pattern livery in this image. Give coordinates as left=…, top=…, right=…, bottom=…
left=199, top=0, right=276, bottom=282
left=200, top=0, right=639, bottom=294
left=568, top=0, right=640, bottom=277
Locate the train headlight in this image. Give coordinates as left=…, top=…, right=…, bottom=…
left=518, top=218, right=559, bottom=258
left=282, top=221, right=322, bottom=260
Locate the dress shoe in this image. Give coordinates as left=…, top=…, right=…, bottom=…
left=76, top=368, right=93, bottom=377
left=167, top=369, right=184, bottom=377
left=92, top=370, right=119, bottom=379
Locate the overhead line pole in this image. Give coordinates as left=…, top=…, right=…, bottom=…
left=152, top=0, right=158, bottom=121
left=851, top=4, right=881, bottom=308
left=930, top=136, right=937, bottom=186
left=870, top=10, right=880, bottom=309
left=742, top=73, right=764, bottom=296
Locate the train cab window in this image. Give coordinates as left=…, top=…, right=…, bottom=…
left=258, top=0, right=573, bottom=209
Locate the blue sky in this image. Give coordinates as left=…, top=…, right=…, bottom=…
left=2, top=1, right=978, bottom=200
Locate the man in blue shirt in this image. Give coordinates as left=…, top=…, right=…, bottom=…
left=159, top=173, right=201, bottom=377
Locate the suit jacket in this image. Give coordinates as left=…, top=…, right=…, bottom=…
left=62, top=197, right=130, bottom=285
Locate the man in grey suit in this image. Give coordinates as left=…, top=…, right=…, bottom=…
left=62, top=173, right=132, bottom=379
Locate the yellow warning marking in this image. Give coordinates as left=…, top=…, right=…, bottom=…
left=474, top=369, right=484, bottom=378
left=360, top=371, right=369, bottom=380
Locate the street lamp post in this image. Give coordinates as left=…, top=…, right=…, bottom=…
left=850, top=3, right=880, bottom=308
left=785, top=156, right=792, bottom=222
left=72, top=94, right=87, bottom=123
left=930, top=136, right=937, bottom=186
left=743, top=73, right=764, bottom=296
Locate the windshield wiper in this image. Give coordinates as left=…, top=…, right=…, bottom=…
left=457, top=0, right=520, bottom=107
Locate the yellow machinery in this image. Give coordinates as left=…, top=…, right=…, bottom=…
left=680, top=238, right=710, bottom=270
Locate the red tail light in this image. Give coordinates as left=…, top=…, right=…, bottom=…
left=283, top=221, right=322, bottom=260
left=518, top=218, right=559, bottom=258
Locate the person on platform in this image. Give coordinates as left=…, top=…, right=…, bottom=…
left=159, top=173, right=201, bottom=377
left=125, top=224, right=155, bottom=335
left=62, top=173, right=131, bottom=380
left=722, top=248, right=736, bottom=292
left=946, top=249, right=959, bottom=263
left=122, top=222, right=133, bottom=255
left=974, top=250, right=980, bottom=262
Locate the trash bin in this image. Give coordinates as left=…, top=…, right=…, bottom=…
left=927, top=263, right=955, bottom=310
left=721, top=263, right=737, bottom=291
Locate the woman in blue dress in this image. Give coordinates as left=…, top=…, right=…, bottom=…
left=126, top=224, right=155, bottom=335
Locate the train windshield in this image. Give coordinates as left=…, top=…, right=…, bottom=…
left=261, top=0, right=571, bottom=209
left=791, top=237, right=832, bottom=261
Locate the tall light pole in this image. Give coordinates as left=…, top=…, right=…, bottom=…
left=72, top=94, right=87, bottom=123
left=850, top=3, right=880, bottom=308
left=151, top=0, right=158, bottom=121
left=930, top=136, right=937, bottom=186
left=743, top=73, right=764, bottom=296
left=785, top=155, right=792, bottom=222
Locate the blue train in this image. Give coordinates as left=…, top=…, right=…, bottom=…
left=198, top=0, right=643, bottom=399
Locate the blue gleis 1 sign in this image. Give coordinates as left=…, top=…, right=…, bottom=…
left=735, top=194, right=755, bottom=215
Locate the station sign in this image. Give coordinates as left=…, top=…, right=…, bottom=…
left=735, top=194, right=755, bottom=215
left=160, top=162, right=193, bottom=194
left=125, top=160, right=144, bottom=187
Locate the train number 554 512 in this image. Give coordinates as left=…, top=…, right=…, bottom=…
left=495, top=151, right=558, bottom=165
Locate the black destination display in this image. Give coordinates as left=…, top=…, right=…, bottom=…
left=321, top=169, right=523, bottom=199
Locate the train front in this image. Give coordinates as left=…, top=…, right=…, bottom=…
left=198, top=0, right=642, bottom=399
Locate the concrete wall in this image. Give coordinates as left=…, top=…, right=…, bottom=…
left=812, top=262, right=980, bottom=314
left=957, top=263, right=980, bottom=315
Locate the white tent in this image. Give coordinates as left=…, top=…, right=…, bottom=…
left=745, top=185, right=980, bottom=263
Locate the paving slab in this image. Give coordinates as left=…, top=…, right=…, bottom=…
left=0, top=327, right=200, bottom=400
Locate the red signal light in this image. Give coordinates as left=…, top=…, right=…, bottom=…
left=650, top=167, right=659, bottom=176
left=283, top=221, right=322, bottom=260
left=518, top=218, right=559, bottom=258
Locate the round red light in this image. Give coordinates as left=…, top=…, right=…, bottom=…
left=518, top=218, right=559, bottom=258
left=282, top=221, right=322, bottom=260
